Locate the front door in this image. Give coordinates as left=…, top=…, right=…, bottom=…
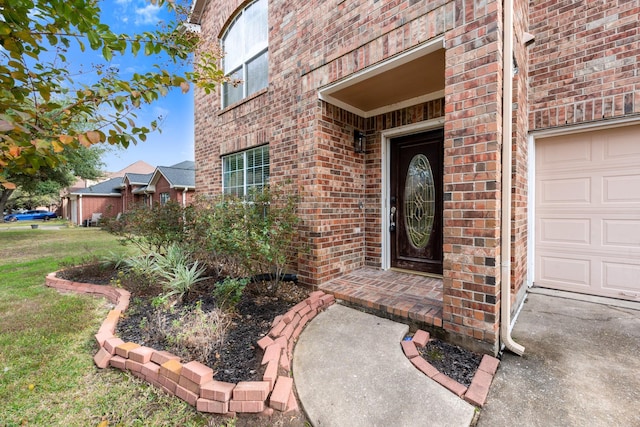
left=390, top=129, right=443, bottom=274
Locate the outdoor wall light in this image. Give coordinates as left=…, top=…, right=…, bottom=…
left=354, top=129, right=365, bottom=154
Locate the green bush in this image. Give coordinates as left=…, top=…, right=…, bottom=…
left=159, top=260, right=208, bottom=303
left=102, top=201, right=187, bottom=254
left=103, top=184, right=301, bottom=302
left=184, top=184, right=300, bottom=288
left=213, top=277, right=249, bottom=311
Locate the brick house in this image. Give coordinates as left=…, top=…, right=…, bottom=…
left=189, top=0, right=640, bottom=354
left=65, top=161, right=196, bottom=225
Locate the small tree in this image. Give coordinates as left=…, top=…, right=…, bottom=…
left=244, top=185, right=300, bottom=287
left=0, top=0, right=226, bottom=191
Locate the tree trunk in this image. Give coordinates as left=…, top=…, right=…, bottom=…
left=0, top=188, right=14, bottom=216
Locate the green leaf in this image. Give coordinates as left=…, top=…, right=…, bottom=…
left=102, top=46, right=112, bottom=62
left=87, top=31, right=101, bottom=50
left=0, top=22, right=11, bottom=35
left=131, top=40, right=140, bottom=56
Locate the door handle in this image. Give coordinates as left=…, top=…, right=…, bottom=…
left=389, top=206, right=396, bottom=232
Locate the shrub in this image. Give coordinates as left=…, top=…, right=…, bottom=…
left=123, top=253, right=157, bottom=280
left=213, top=277, right=249, bottom=311
left=159, top=260, right=208, bottom=303
left=102, top=201, right=187, bottom=254
left=243, top=184, right=300, bottom=288
left=184, top=184, right=300, bottom=289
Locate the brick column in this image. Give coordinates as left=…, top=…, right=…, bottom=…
left=442, top=0, right=503, bottom=355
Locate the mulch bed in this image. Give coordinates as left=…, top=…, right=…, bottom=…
left=59, top=263, right=483, bottom=393
left=57, top=263, right=308, bottom=383
left=116, top=282, right=307, bottom=383
left=417, top=338, right=482, bottom=387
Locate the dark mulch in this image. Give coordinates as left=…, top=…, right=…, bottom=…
left=57, top=263, right=308, bottom=384
left=60, top=263, right=483, bottom=398
left=416, top=338, right=482, bottom=387
left=116, top=283, right=306, bottom=383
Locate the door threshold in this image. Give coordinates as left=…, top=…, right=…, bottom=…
left=389, top=267, right=443, bottom=279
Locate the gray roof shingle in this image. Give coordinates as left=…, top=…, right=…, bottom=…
left=71, top=177, right=123, bottom=196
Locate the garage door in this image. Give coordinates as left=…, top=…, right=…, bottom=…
left=535, top=124, right=640, bottom=301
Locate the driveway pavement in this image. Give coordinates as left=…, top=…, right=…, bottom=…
left=478, top=291, right=640, bottom=427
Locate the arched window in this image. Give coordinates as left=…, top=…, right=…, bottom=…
left=222, top=0, right=268, bottom=107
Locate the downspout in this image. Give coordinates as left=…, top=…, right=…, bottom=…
left=500, top=0, right=525, bottom=356
left=182, top=189, right=187, bottom=207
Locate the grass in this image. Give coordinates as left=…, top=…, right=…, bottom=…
left=0, top=228, right=220, bottom=426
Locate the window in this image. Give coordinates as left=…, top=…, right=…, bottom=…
left=222, top=0, right=268, bottom=107
left=160, top=193, right=170, bottom=205
left=223, top=145, right=269, bottom=197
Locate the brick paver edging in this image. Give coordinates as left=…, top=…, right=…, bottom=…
left=401, top=330, right=500, bottom=407
left=45, top=271, right=336, bottom=416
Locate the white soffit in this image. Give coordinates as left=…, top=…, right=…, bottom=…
left=318, top=36, right=445, bottom=118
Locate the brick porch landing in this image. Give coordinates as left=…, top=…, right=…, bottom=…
left=318, top=268, right=443, bottom=329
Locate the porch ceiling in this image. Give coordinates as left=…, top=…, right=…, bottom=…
left=319, top=38, right=445, bottom=118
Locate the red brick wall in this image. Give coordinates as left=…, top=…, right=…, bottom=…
left=150, top=176, right=194, bottom=206
left=511, top=0, right=530, bottom=308
left=442, top=0, right=504, bottom=353
left=195, top=0, right=454, bottom=279
left=529, top=0, right=640, bottom=129
left=194, top=0, right=514, bottom=354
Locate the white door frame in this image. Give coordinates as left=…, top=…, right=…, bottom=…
left=380, top=118, right=445, bottom=270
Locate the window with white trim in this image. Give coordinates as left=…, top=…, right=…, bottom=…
left=222, top=145, right=270, bottom=197
left=222, top=0, right=268, bottom=107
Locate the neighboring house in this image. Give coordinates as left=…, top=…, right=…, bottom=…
left=67, top=177, right=124, bottom=226
left=64, top=161, right=196, bottom=225
left=148, top=161, right=197, bottom=207
left=121, top=172, right=154, bottom=211
left=189, top=0, right=640, bottom=355
left=60, top=161, right=155, bottom=220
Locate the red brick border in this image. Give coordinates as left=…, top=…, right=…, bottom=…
left=402, top=330, right=500, bottom=407
left=45, top=271, right=335, bottom=415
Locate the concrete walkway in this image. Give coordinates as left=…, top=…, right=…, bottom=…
left=294, top=304, right=475, bottom=427
left=478, top=292, right=640, bottom=427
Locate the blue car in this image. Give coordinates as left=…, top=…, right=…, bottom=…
left=4, top=210, right=58, bottom=222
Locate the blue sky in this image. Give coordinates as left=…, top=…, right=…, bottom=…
left=93, top=0, right=196, bottom=172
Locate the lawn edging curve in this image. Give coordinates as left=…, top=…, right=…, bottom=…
left=401, top=329, right=500, bottom=407
left=45, top=271, right=335, bottom=416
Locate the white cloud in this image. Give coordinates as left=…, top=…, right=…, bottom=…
left=134, top=4, right=162, bottom=25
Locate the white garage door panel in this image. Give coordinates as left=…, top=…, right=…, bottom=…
left=603, top=175, right=640, bottom=202
left=602, top=261, right=640, bottom=294
left=535, top=124, right=640, bottom=301
left=537, top=133, right=592, bottom=168
left=539, top=218, right=590, bottom=245
left=538, top=178, right=591, bottom=204
left=604, top=129, right=640, bottom=158
left=538, top=255, right=591, bottom=287
left=603, top=220, right=640, bottom=248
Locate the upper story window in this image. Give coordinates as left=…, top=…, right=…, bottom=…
left=222, top=0, right=268, bottom=108
left=223, top=145, right=270, bottom=197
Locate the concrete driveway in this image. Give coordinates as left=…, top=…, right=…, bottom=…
left=478, top=291, right=640, bottom=427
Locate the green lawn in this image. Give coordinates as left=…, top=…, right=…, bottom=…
left=0, top=228, right=215, bottom=426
